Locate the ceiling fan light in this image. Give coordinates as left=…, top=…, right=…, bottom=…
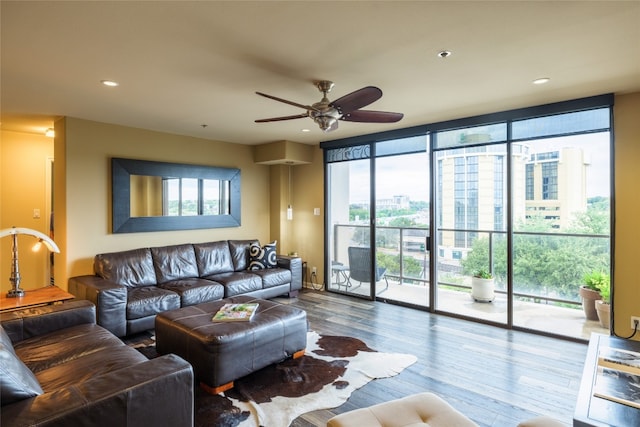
left=315, top=116, right=336, bottom=132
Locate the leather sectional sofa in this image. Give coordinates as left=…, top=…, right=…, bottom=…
left=68, top=239, right=302, bottom=337
left=0, top=300, right=194, bottom=427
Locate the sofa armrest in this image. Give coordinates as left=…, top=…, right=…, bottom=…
left=68, top=275, right=128, bottom=337
left=277, top=255, right=302, bottom=292
left=0, top=300, right=96, bottom=343
left=0, top=354, right=194, bottom=427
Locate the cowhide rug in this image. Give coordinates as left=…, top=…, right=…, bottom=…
left=127, top=331, right=417, bottom=427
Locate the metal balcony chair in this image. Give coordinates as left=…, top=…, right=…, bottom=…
left=347, top=246, right=389, bottom=294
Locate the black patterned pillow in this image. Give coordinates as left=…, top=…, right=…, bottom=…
left=249, top=241, right=277, bottom=270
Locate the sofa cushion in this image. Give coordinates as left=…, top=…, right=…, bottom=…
left=228, top=239, right=259, bottom=271
left=13, top=323, right=147, bottom=393
left=251, top=267, right=292, bottom=289
left=249, top=241, right=277, bottom=270
left=14, top=323, right=125, bottom=373
left=151, top=244, right=199, bottom=284
left=0, top=325, right=44, bottom=405
left=126, top=286, right=181, bottom=320
left=194, top=241, right=234, bottom=276
left=159, top=278, right=225, bottom=306
left=95, top=248, right=157, bottom=288
left=205, top=272, right=262, bottom=297
left=34, top=345, right=147, bottom=393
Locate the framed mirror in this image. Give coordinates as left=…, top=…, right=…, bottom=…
left=112, top=158, right=241, bottom=233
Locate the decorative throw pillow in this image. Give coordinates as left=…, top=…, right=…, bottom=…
left=0, top=325, right=44, bottom=404
left=249, top=241, right=277, bottom=270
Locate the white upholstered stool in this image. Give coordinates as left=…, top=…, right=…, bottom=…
left=326, top=392, right=567, bottom=427
left=326, top=392, right=477, bottom=427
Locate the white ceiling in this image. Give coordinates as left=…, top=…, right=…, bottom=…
left=2, top=1, right=639, bottom=146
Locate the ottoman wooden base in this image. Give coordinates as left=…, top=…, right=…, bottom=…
left=155, top=295, right=307, bottom=393
left=198, top=347, right=307, bottom=395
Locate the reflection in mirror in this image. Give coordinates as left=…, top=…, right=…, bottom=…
left=129, top=175, right=231, bottom=218
left=112, top=158, right=241, bottom=233
left=130, top=175, right=163, bottom=217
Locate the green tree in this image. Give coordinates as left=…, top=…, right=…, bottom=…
left=388, top=217, right=415, bottom=227
left=376, top=252, right=422, bottom=277
left=567, top=203, right=610, bottom=235
left=461, top=214, right=609, bottom=300
left=349, top=207, right=369, bottom=222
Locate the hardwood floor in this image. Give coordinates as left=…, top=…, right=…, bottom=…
left=277, top=289, right=587, bottom=427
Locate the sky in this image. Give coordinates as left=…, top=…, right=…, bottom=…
left=346, top=131, right=610, bottom=204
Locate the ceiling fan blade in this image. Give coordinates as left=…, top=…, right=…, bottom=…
left=341, top=110, right=404, bottom=123
left=330, top=86, right=382, bottom=114
left=256, top=92, right=319, bottom=112
left=255, top=113, right=309, bottom=123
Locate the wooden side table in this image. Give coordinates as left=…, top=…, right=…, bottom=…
left=0, top=285, right=74, bottom=312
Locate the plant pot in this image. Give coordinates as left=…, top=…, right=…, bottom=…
left=595, top=300, right=610, bottom=329
left=471, top=277, right=494, bottom=303
left=579, top=286, right=602, bottom=321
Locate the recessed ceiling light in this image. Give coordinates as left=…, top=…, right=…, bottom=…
left=437, top=50, right=452, bottom=58
left=533, top=77, right=550, bottom=85
left=101, top=80, right=119, bottom=87
left=301, top=128, right=311, bottom=133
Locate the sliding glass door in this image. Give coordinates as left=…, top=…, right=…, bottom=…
left=429, top=106, right=611, bottom=338
left=323, top=95, right=612, bottom=340
left=374, top=139, right=430, bottom=307
left=509, top=118, right=611, bottom=335
left=325, top=137, right=430, bottom=303
left=433, top=137, right=509, bottom=324
left=326, top=145, right=374, bottom=297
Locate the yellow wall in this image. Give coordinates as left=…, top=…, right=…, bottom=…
left=291, top=147, right=325, bottom=286
left=54, top=117, right=274, bottom=285
left=613, top=91, right=640, bottom=339
left=0, top=130, right=54, bottom=292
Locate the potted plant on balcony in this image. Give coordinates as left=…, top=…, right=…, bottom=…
left=595, top=275, right=611, bottom=329
left=471, top=268, right=494, bottom=302
left=579, top=270, right=606, bottom=321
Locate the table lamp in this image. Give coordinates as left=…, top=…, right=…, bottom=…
left=0, top=226, right=60, bottom=298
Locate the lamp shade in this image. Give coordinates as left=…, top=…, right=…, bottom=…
left=0, top=227, right=60, bottom=253
left=1, top=227, right=59, bottom=298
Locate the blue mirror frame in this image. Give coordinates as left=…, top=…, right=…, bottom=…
left=112, top=157, right=241, bottom=233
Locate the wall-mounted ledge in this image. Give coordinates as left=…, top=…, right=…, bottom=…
left=253, top=140, right=314, bottom=165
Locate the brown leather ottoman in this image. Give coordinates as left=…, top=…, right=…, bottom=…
left=155, top=295, right=307, bottom=394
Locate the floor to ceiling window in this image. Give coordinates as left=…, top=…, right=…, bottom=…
left=325, top=137, right=429, bottom=305
left=321, top=94, right=613, bottom=341
left=325, top=144, right=372, bottom=297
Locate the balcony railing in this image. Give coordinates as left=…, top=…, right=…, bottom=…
left=332, top=223, right=610, bottom=311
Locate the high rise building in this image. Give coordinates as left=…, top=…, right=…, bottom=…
left=436, top=145, right=587, bottom=259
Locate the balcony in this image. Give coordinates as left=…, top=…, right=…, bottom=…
left=329, top=224, right=610, bottom=341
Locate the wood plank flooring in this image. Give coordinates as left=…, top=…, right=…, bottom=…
left=277, top=289, right=587, bottom=427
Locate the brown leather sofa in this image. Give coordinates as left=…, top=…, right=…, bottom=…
left=69, top=239, right=302, bottom=337
left=0, top=300, right=194, bottom=427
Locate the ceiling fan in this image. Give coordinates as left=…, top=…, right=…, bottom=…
left=255, top=80, right=403, bottom=132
